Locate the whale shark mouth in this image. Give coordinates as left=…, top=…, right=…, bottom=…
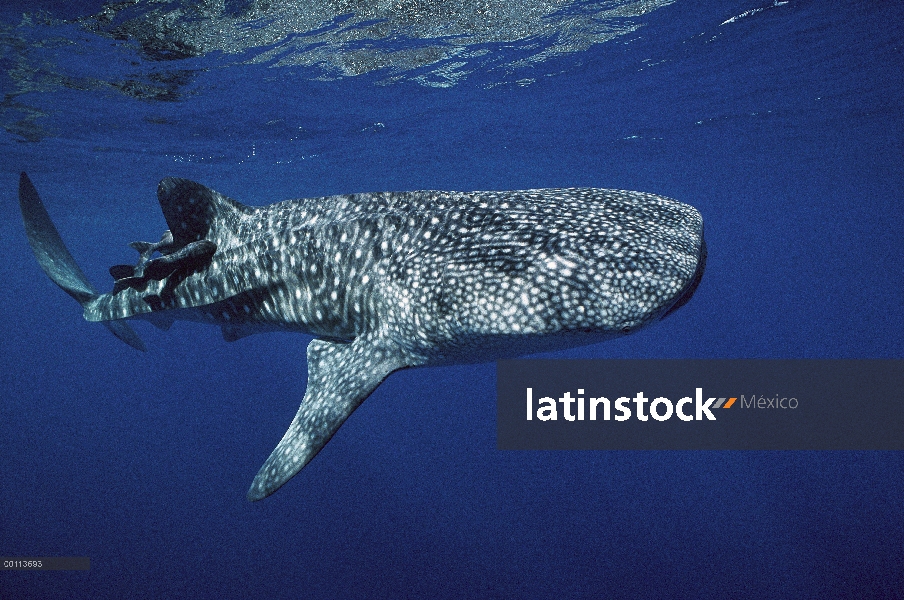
left=661, top=235, right=706, bottom=321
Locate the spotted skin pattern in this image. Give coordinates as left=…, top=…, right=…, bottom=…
left=19, top=175, right=705, bottom=501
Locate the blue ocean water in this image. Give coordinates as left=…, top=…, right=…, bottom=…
left=1, top=0, right=902, bottom=597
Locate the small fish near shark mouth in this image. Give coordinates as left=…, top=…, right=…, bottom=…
left=17, top=172, right=706, bottom=501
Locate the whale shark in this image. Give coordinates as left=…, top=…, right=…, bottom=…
left=17, top=173, right=706, bottom=501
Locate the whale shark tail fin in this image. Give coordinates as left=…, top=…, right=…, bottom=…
left=18, top=172, right=146, bottom=352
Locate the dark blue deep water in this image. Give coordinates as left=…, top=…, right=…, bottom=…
left=2, top=1, right=903, bottom=597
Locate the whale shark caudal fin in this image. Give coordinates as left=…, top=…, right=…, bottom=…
left=247, top=335, right=411, bottom=501
left=17, top=172, right=146, bottom=352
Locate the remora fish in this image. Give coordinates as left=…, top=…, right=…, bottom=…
left=17, top=173, right=706, bottom=501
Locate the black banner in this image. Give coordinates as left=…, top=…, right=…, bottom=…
left=1, top=557, right=90, bottom=571
left=497, top=360, right=904, bottom=450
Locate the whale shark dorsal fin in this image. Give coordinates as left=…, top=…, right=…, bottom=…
left=156, top=177, right=251, bottom=247
left=247, top=335, right=412, bottom=501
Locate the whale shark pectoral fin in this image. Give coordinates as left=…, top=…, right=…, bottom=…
left=247, top=336, right=411, bottom=501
